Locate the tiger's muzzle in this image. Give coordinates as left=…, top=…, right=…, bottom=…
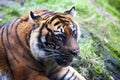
left=55, top=37, right=80, bottom=66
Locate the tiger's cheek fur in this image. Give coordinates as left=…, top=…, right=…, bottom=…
left=0, top=7, right=86, bottom=80
left=30, top=28, right=46, bottom=59
left=30, top=25, right=53, bottom=60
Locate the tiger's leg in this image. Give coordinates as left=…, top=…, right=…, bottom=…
left=50, top=66, right=86, bottom=80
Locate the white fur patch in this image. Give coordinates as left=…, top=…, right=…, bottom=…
left=76, top=23, right=81, bottom=42
left=0, top=73, right=10, bottom=80
left=56, top=66, right=86, bottom=80
left=54, top=25, right=64, bottom=35
left=41, top=36, right=46, bottom=43
left=31, top=41, right=45, bottom=59
left=30, top=29, right=46, bottom=60
left=69, top=23, right=81, bottom=42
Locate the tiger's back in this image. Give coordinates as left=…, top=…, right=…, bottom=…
left=0, top=8, right=86, bottom=80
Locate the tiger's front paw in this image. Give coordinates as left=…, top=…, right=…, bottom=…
left=50, top=66, right=86, bottom=80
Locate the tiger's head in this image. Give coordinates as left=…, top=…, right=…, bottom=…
left=29, top=7, right=80, bottom=66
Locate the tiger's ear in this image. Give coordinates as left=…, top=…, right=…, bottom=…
left=29, top=11, right=40, bottom=23
left=64, top=6, right=76, bottom=16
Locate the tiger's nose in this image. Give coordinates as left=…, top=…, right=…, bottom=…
left=70, top=48, right=80, bottom=56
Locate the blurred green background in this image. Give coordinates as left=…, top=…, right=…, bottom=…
left=0, top=0, right=120, bottom=80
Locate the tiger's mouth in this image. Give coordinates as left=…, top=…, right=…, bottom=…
left=37, top=43, right=74, bottom=66
left=55, top=54, right=74, bottom=66
left=41, top=48, right=74, bottom=66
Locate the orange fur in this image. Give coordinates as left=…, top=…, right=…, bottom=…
left=0, top=8, right=85, bottom=80
left=0, top=10, right=49, bottom=80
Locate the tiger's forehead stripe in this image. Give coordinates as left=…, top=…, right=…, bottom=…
left=36, top=11, right=77, bottom=37
left=54, top=25, right=64, bottom=34
left=41, top=12, right=53, bottom=19
left=49, top=15, right=66, bottom=24
left=54, top=21, right=61, bottom=26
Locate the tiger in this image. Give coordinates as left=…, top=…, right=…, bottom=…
left=0, top=7, right=86, bottom=80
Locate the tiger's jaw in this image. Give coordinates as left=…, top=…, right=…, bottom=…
left=55, top=54, right=74, bottom=66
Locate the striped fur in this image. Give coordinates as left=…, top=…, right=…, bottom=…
left=0, top=7, right=86, bottom=80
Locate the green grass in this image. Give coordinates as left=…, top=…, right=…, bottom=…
left=95, top=0, right=120, bottom=23
left=0, top=0, right=120, bottom=80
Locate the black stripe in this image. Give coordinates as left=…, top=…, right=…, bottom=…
left=5, top=18, right=32, bottom=63
left=5, top=19, right=19, bottom=63
left=25, top=24, right=36, bottom=48
left=6, top=19, right=20, bottom=64
left=50, top=15, right=58, bottom=23
left=15, top=20, right=25, bottom=48
left=15, top=19, right=31, bottom=52
left=25, top=30, right=32, bottom=48
left=13, top=19, right=34, bottom=60
left=38, top=23, right=45, bottom=42
left=54, top=30, right=59, bottom=32
left=57, top=26, right=61, bottom=29
left=63, top=25, right=65, bottom=28
left=7, top=19, right=18, bottom=47
left=10, top=18, right=19, bottom=29
left=60, top=69, right=70, bottom=80
left=68, top=72, right=75, bottom=80
left=45, top=32, right=49, bottom=42
left=40, top=12, right=53, bottom=19
left=1, top=27, right=15, bottom=80
left=40, top=12, right=50, bottom=16
left=45, top=25, right=53, bottom=35
left=4, top=19, right=29, bottom=64
left=13, top=19, right=35, bottom=62
left=0, top=19, right=20, bottom=64
left=1, top=27, right=8, bottom=62
left=50, top=15, right=65, bottom=23
left=23, top=17, right=29, bottom=21
left=28, top=65, right=45, bottom=73
left=73, top=76, right=77, bottom=80
left=61, top=19, right=69, bottom=23
left=54, top=21, right=61, bottom=26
